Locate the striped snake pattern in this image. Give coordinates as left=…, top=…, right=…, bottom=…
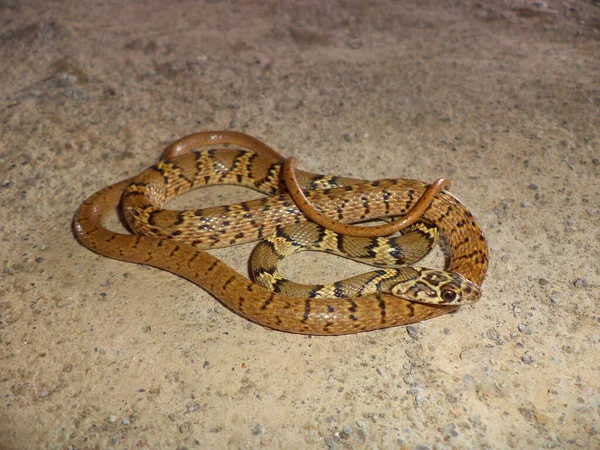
left=73, top=132, right=488, bottom=335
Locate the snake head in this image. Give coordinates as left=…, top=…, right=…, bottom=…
left=391, top=269, right=481, bottom=305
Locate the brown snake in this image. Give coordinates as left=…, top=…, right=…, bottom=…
left=73, top=131, right=489, bottom=335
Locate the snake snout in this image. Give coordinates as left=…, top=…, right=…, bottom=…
left=456, top=275, right=482, bottom=304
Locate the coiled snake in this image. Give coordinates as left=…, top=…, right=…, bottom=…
left=73, top=132, right=488, bottom=335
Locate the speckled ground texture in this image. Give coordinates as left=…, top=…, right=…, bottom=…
left=1, top=0, right=599, bottom=448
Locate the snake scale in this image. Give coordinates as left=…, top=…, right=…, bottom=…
left=73, top=132, right=488, bottom=335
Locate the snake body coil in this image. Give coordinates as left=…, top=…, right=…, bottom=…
left=73, top=132, right=488, bottom=335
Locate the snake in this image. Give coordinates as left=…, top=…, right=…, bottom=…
left=73, top=131, right=488, bottom=335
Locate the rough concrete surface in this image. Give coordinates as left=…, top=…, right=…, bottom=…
left=1, top=0, right=599, bottom=448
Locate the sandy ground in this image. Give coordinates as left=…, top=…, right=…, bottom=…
left=1, top=0, right=599, bottom=448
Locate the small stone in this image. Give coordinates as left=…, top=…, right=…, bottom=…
left=528, top=184, right=538, bottom=190
left=501, top=254, right=511, bottom=262
left=56, top=72, right=78, bottom=86
left=521, top=202, right=535, bottom=208
left=342, top=425, right=353, bottom=435
left=440, top=117, right=452, bottom=123
left=573, top=278, right=588, bottom=288
left=343, top=133, right=353, bottom=142
left=39, top=391, right=49, bottom=398
left=404, top=349, right=417, bottom=359
left=188, top=403, right=201, bottom=412
left=122, top=418, right=131, bottom=425
left=522, top=354, right=534, bottom=364
left=407, top=386, right=420, bottom=395
left=56, top=298, right=73, bottom=308
left=169, top=413, right=178, bottom=421
left=518, top=324, right=533, bottom=335
left=252, top=424, right=264, bottom=436
left=406, top=326, right=419, bottom=338
left=538, top=278, right=549, bottom=286
left=592, top=158, right=600, bottom=166
left=107, top=416, right=117, bottom=423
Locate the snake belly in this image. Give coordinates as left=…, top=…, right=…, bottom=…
left=73, top=132, right=489, bottom=335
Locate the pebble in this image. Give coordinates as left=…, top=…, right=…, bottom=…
left=521, top=202, right=535, bottom=208
left=252, top=424, right=263, bottom=436
left=55, top=72, right=78, bottom=86
left=39, top=391, right=49, bottom=398
left=538, top=278, right=549, bottom=286
left=406, top=326, right=419, bottom=338
left=343, top=133, right=353, bottom=142
left=122, top=418, right=131, bottom=425
left=56, top=298, right=73, bottom=308
left=107, top=416, right=117, bottom=423
left=169, top=413, right=177, bottom=421
left=342, top=425, right=353, bottom=435
left=407, top=386, right=420, bottom=395
left=187, top=403, right=201, bottom=412
left=404, top=349, right=417, bottom=359
left=445, top=423, right=459, bottom=437
left=573, top=278, right=588, bottom=288
left=522, top=354, right=534, bottom=364
left=518, top=324, right=533, bottom=335
left=592, top=158, right=599, bottom=166
left=528, top=184, right=538, bottom=190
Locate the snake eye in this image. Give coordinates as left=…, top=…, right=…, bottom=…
left=441, top=289, right=458, bottom=303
